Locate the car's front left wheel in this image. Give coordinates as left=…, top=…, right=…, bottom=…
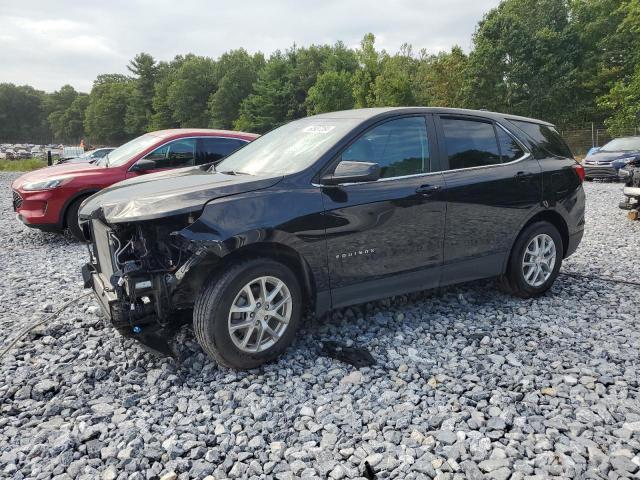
left=193, top=258, right=302, bottom=369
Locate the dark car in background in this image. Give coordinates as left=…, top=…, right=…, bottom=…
left=583, top=136, right=640, bottom=180
left=79, top=107, right=585, bottom=369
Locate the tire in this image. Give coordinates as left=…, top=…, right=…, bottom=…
left=193, top=258, right=302, bottom=369
left=498, top=221, right=563, bottom=298
left=65, top=197, right=86, bottom=241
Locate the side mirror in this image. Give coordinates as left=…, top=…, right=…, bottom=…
left=131, top=158, right=157, bottom=172
left=321, top=161, right=380, bottom=185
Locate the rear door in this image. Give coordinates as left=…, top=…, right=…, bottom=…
left=321, top=115, right=447, bottom=307
left=435, top=114, right=542, bottom=284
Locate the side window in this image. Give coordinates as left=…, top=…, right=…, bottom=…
left=144, top=138, right=196, bottom=168
left=341, top=117, right=430, bottom=178
left=510, top=120, right=573, bottom=158
left=497, top=127, right=525, bottom=162
left=199, top=137, right=247, bottom=164
left=441, top=118, right=501, bottom=170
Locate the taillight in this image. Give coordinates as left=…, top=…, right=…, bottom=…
left=573, top=163, right=585, bottom=183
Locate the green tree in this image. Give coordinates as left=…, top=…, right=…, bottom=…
left=306, top=70, right=355, bottom=114
left=46, top=84, right=81, bottom=142
left=125, top=53, right=158, bottom=135
left=413, top=46, right=469, bottom=107
left=208, top=49, right=264, bottom=129
left=166, top=56, right=217, bottom=127
left=84, top=75, right=134, bottom=144
left=464, top=0, right=581, bottom=126
left=0, top=83, right=49, bottom=142
left=352, top=33, right=382, bottom=108
left=234, top=52, right=296, bottom=133
left=373, top=45, right=416, bottom=106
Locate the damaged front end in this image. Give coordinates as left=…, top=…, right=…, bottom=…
left=81, top=213, right=212, bottom=355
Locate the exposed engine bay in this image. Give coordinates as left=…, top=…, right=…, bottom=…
left=82, top=214, right=216, bottom=353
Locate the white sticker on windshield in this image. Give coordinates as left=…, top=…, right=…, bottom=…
left=303, top=125, right=335, bottom=134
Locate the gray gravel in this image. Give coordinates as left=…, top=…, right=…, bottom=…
left=1, top=172, right=639, bottom=480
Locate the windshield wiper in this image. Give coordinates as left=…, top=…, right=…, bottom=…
left=219, top=170, right=249, bottom=175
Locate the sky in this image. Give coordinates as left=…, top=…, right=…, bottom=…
left=0, top=0, right=501, bottom=93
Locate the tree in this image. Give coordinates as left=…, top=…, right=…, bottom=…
left=84, top=76, right=134, bottom=144
left=234, top=52, right=296, bottom=133
left=125, top=53, right=158, bottom=135
left=373, top=45, right=416, bottom=106
left=306, top=71, right=355, bottom=114
left=208, top=49, right=264, bottom=129
left=413, top=46, right=468, bottom=107
left=0, top=83, right=49, bottom=143
left=46, top=84, right=81, bottom=142
left=464, top=0, right=582, bottom=126
left=352, top=33, right=382, bottom=108
left=165, top=56, right=217, bottom=127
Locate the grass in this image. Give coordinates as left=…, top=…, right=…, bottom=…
left=0, top=158, right=48, bottom=172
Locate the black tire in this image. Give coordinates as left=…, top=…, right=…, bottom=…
left=193, top=258, right=302, bottom=369
left=65, top=197, right=86, bottom=241
left=498, top=221, right=563, bottom=298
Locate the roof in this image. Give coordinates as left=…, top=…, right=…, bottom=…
left=310, top=107, right=554, bottom=126
left=149, top=128, right=259, bottom=140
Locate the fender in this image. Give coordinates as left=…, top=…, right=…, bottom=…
left=176, top=185, right=331, bottom=296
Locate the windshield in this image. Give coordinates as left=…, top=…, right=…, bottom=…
left=600, top=137, right=640, bottom=152
left=101, top=133, right=159, bottom=167
left=215, top=117, right=359, bottom=175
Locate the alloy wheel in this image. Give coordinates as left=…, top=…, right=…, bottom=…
left=522, top=233, right=556, bottom=287
left=227, top=275, right=292, bottom=353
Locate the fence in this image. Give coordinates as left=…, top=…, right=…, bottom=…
left=560, top=125, right=640, bottom=157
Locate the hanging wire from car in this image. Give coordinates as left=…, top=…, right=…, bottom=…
left=559, top=270, right=640, bottom=287
left=0, top=293, right=92, bottom=361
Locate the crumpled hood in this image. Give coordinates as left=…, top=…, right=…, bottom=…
left=585, top=150, right=640, bottom=164
left=79, top=165, right=282, bottom=223
left=12, top=162, right=101, bottom=189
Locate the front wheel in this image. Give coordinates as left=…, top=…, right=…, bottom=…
left=498, top=221, right=563, bottom=298
left=193, top=258, right=302, bottom=369
left=65, top=197, right=86, bottom=241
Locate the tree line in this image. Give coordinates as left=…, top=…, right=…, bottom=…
left=1, top=0, right=639, bottom=146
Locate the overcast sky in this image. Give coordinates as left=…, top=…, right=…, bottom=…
left=0, top=0, right=500, bottom=93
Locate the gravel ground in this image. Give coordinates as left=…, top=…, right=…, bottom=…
left=1, top=172, right=639, bottom=480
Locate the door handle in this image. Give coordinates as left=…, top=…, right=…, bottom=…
left=516, top=171, right=534, bottom=182
left=416, top=184, right=441, bottom=196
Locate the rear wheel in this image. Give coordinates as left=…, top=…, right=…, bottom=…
left=65, top=197, right=87, bottom=241
left=193, top=258, right=302, bottom=369
left=499, top=221, right=563, bottom=298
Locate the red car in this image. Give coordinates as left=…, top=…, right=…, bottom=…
left=11, top=129, right=258, bottom=239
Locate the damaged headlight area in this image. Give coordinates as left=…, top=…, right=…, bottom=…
left=82, top=214, right=212, bottom=353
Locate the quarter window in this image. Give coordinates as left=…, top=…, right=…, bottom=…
left=510, top=120, right=573, bottom=158
left=441, top=118, right=501, bottom=170
left=144, top=138, right=196, bottom=168
left=340, top=117, right=430, bottom=178
left=497, top=127, right=525, bottom=162
left=200, top=137, right=247, bottom=164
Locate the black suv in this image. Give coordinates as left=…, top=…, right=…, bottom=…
left=80, top=108, right=585, bottom=369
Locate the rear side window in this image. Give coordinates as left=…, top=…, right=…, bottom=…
left=341, top=116, right=430, bottom=178
left=510, top=120, right=573, bottom=158
left=200, top=137, right=248, bottom=164
left=441, top=118, right=501, bottom=169
left=497, top=127, right=525, bottom=162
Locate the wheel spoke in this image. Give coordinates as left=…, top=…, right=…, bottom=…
left=240, top=325, right=255, bottom=348
left=230, top=304, right=253, bottom=314
left=254, top=324, right=265, bottom=350
left=270, top=311, right=289, bottom=325
left=242, top=285, right=256, bottom=307
left=229, top=319, right=254, bottom=332
left=266, top=280, right=284, bottom=302
left=271, top=295, right=290, bottom=313
left=259, top=277, right=268, bottom=302
left=263, top=323, right=279, bottom=339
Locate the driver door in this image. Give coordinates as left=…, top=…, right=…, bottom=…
left=127, top=138, right=197, bottom=178
left=320, top=115, right=447, bottom=308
